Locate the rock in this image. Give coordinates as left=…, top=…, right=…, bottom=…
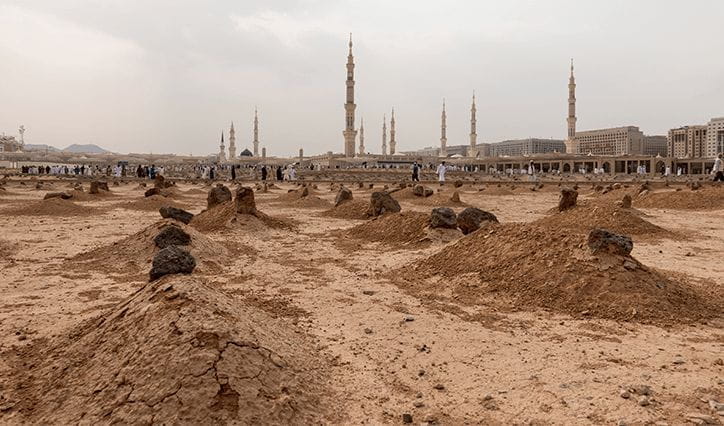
left=402, top=414, right=413, bottom=423
left=207, top=184, right=232, bottom=208
left=364, top=328, right=373, bottom=334
left=708, top=400, right=724, bottom=411
left=450, top=191, right=461, bottom=203
left=368, top=183, right=374, bottom=189
left=689, top=181, right=702, bottom=191
left=613, top=183, right=622, bottom=190
left=456, top=207, right=498, bottom=235
left=358, top=182, right=364, bottom=189
left=35, top=182, right=44, bottom=189
left=362, top=290, right=375, bottom=296
left=632, top=384, right=651, bottom=395
left=138, top=182, right=147, bottom=187
left=623, top=260, right=638, bottom=271
left=621, top=194, right=633, bottom=208
left=430, top=207, right=457, bottom=229
left=154, top=175, right=172, bottom=189
left=413, top=185, right=433, bottom=197
left=638, top=395, right=650, bottom=407
left=234, top=187, right=257, bottom=215
left=588, top=228, right=633, bottom=256
left=620, top=390, right=631, bottom=399
left=89, top=181, right=102, bottom=194
left=453, top=180, right=463, bottom=188
left=413, top=401, right=424, bottom=408
left=638, top=182, right=650, bottom=194
left=153, top=225, right=191, bottom=249
left=300, top=186, right=309, bottom=197
left=144, top=187, right=162, bottom=197
left=433, top=384, right=445, bottom=390
left=159, top=206, right=194, bottom=224
left=594, top=185, right=604, bottom=192
left=558, top=188, right=578, bottom=211
left=43, top=192, right=72, bottom=200
left=367, top=191, right=401, bottom=217
left=149, top=246, right=196, bottom=281
left=335, top=187, right=353, bottom=207
left=686, top=413, right=716, bottom=424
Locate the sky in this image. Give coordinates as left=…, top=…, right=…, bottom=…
left=1, top=0, right=723, bottom=156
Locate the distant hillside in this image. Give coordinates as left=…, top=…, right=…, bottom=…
left=62, top=144, right=110, bottom=154
left=24, top=144, right=61, bottom=152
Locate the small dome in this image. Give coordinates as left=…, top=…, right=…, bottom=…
left=240, top=148, right=253, bottom=157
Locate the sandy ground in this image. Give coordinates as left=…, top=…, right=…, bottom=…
left=0, top=178, right=722, bottom=425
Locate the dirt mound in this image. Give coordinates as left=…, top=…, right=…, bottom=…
left=2, top=197, right=98, bottom=217
left=320, top=198, right=370, bottom=220
left=0, top=240, right=15, bottom=259
left=272, top=189, right=332, bottom=209
left=69, top=219, right=227, bottom=278
left=634, top=185, right=724, bottom=210
left=183, top=187, right=208, bottom=196
left=1, top=276, right=338, bottom=424
left=400, top=223, right=722, bottom=324
left=402, top=191, right=469, bottom=208
left=115, top=195, right=190, bottom=211
left=190, top=201, right=296, bottom=233
left=536, top=202, right=673, bottom=240
left=346, top=211, right=430, bottom=247
left=65, top=188, right=117, bottom=202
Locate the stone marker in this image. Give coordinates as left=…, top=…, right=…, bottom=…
left=159, top=206, right=194, bottom=224
left=234, top=187, right=257, bottom=215
left=154, top=225, right=191, bottom=249
left=456, top=207, right=498, bottom=235
left=300, top=186, right=309, bottom=197
left=149, top=245, right=196, bottom=281
left=413, top=185, right=433, bottom=197
left=558, top=187, right=578, bottom=211
left=43, top=192, right=72, bottom=200
left=621, top=194, right=632, bottom=209
left=144, top=187, right=162, bottom=197
left=450, top=191, right=461, bottom=203
left=588, top=228, right=633, bottom=256
left=207, top=184, right=232, bottom=208
left=335, top=186, right=353, bottom=207
left=368, top=191, right=401, bottom=216
left=430, top=207, right=457, bottom=229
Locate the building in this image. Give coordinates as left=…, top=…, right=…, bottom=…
left=574, top=126, right=644, bottom=156
left=342, top=34, right=357, bottom=158
left=253, top=108, right=260, bottom=157
left=469, top=93, right=478, bottom=157
left=0, top=135, right=22, bottom=153
left=490, top=138, right=566, bottom=157
left=706, top=117, right=724, bottom=157
left=642, top=135, right=667, bottom=157
left=228, top=122, right=236, bottom=159
left=564, top=60, right=578, bottom=154
left=667, top=125, right=707, bottom=158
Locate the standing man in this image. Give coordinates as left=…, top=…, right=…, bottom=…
left=261, top=165, right=268, bottom=181
left=231, top=165, right=236, bottom=181
left=412, top=162, right=420, bottom=182
left=276, top=166, right=283, bottom=181
left=713, top=154, right=723, bottom=182
left=436, top=161, right=447, bottom=184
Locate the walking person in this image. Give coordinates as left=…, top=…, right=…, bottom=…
left=713, top=154, right=723, bottom=182
left=436, top=161, right=447, bottom=183
left=412, top=162, right=420, bottom=182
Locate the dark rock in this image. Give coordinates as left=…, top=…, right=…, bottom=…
left=412, top=185, right=433, bottom=197
left=430, top=207, right=457, bottom=229
left=159, top=206, right=194, bottom=224
left=558, top=188, right=578, bottom=211
left=335, top=186, right=353, bottom=207
left=207, top=184, right=232, bottom=208
left=689, top=181, right=701, bottom=191
left=154, top=174, right=173, bottom=189
left=144, top=187, right=162, bottom=197
left=450, top=191, right=461, bottom=203
left=149, top=245, right=196, bottom=281
left=367, top=191, right=401, bottom=217
left=402, top=413, right=413, bottom=424
left=456, top=207, right=498, bottom=235
left=43, top=192, right=72, bottom=200
left=300, top=186, right=309, bottom=197
left=153, top=225, right=191, bottom=249
left=453, top=180, right=463, bottom=188
left=588, top=228, right=633, bottom=256
left=621, top=194, right=632, bottom=209
left=234, top=187, right=257, bottom=215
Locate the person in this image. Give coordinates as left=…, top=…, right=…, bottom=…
left=713, top=154, right=723, bottom=182
left=412, top=162, right=420, bottom=182
left=231, top=165, right=236, bottom=180
left=149, top=164, right=156, bottom=179
left=261, top=165, right=267, bottom=181
left=436, top=161, right=447, bottom=183
left=209, top=166, right=215, bottom=180
left=276, top=166, right=283, bottom=181
left=289, top=166, right=296, bottom=181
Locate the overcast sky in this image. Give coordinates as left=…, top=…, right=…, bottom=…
left=1, top=0, right=723, bottom=156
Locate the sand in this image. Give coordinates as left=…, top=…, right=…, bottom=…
left=0, top=178, right=722, bottom=425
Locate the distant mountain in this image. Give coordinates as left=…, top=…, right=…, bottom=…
left=62, top=144, right=110, bottom=154
left=24, top=144, right=61, bottom=152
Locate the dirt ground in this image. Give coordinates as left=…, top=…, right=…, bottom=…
left=0, top=178, right=722, bottom=425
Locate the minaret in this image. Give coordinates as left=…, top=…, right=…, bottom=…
left=228, top=122, right=236, bottom=159
left=440, top=99, right=447, bottom=157
left=381, top=114, right=387, bottom=155
left=564, top=59, right=578, bottom=154
left=253, top=107, right=259, bottom=157
left=219, top=131, right=226, bottom=162
left=469, top=92, right=477, bottom=157
left=358, top=117, right=365, bottom=155
left=343, top=33, right=358, bottom=157
left=389, top=108, right=396, bottom=155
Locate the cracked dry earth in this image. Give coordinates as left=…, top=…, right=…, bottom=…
left=0, top=181, right=723, bottom=425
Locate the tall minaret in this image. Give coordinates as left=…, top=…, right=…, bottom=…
left=564, top=59, right=578, bottom=154
left=253, top=107, right=260, bottom=157
left=389, top=108, right=396, bottom=155
left=219, top=131, right=226, bottom=162
left=358, top=117, right=365, bottom=155
left=440, top=99, right=447, bottom=157
left=343, top=33, right=358, bottom=157
left=228, top=122, right=236, bottom=159
left=469, top=92, right=477, bottom=157
left=382, top=114, right=387, bottom=155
